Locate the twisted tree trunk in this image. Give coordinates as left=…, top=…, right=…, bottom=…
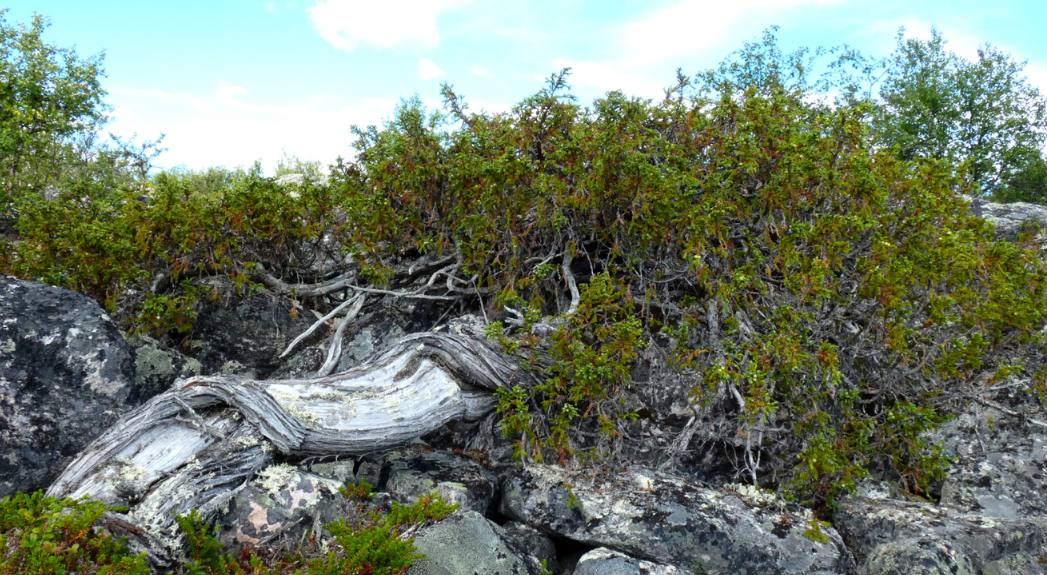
left=46, top=333, right=530, bottom=565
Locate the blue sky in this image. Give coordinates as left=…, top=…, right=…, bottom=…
left=5, top=0, right=1046, bottom=173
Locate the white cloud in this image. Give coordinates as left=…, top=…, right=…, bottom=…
left=623, top=0, right=843, bottom=65
left=468, top=65, right=492, bottom=77
left=863, top=17, right=984, bottom=61
left=1024, top=62, right=1047, bottom=98
left=216, top=82, right=248, bottom=100
left=264, top=2, right=276, bottom=13
left=109, top=83, right=397, bottom=172
left=552, top=58, right=666, bottom=99
left=418, top=58, right=445, bottom=80
left=308, top=0, right=466, bottom=52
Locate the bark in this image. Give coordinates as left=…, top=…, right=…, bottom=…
left=45, top=332, right=531, bottom=566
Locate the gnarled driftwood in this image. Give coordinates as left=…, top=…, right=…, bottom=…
left=46, top=332, right=530, bottom=565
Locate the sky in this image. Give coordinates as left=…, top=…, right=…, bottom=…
left=4, top=0, right=1047, bottom=173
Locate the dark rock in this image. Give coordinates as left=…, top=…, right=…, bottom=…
left=573, top=547, right=683, bottom=575
left=0, top=274, right=137, bottom=497
left=407, top=510, right=540, bottom=575
left=193, top=290, right=315, bottom=377
left=500, top=521, right=559, bottom=573
left=378, top=447, right=498, bottom=514
left=271, top=296, right=445, bottom=379
left=127, top=334, right=202, bottom=399
left=833, top=495, right=1047, bottom=572
left=303, top=454, right=385, bottom=488
left=216, top=465, right=345, bottom=553
left=500, top=464, right=853, bottom=575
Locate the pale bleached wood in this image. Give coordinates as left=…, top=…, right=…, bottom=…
left=46, top=333, right=529, bottom=566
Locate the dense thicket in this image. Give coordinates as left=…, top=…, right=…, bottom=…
left=2, top=14, right=1046, bottom=504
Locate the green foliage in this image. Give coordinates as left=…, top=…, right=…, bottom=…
left=2, top=24, right=1046, bottom=505
left=0, top=481, right=456, bottom=575
left=0, top=490, right=149, bottom=575
left=871, top=29, right=1047, bottom=200
left=499, top=273, right=644, bottom=462
left=170, top=488, right=456, bottom=575
left=0, top=10, right=108, bottom=198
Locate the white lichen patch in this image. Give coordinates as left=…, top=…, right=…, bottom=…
left=103, top=457, right=150, bottom=494
left=0, top=339, right=14, bottom=353
left=286, top=405, right=322, bottom=427
left=235, top=434, right=261, bottom=448
left=255, top=463, right=299, bottom=497
left=270, top=387, right=324, bottom=427
left=725, top=483, right=783, bottom=508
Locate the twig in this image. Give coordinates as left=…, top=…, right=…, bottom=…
left=280, top=294, right=362, bottom=358
left=318, top=296, right=367, bottom=376
left=345, top=284, right=458, bottom=301
left=562, top=254, right=580, bottom=315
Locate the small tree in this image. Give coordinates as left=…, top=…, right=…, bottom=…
left=873, top=29, right=1047, bottom=200
left=0, top=10, right=109, bottom=198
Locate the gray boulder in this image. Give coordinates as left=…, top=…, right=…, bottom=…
left=981, top=553, right=1047, bottom=575
left=379, top=447, right=498, bottom=514
left=862, top=537, right=976, bottom=575
left=0, top=274, right=137, bottom=497
left=407, top=510, right=539, bottom=575
left=216, top=465, right=346, bottom=553
left=931, top=400, right=1047, bottom=519
left=833, top=495, right=1047, bottom=573
left=573, top=547, right=683, bottom=575
left=967, top=197, right=1047, bottom=242
left=500, top=464, right=853, bottom=575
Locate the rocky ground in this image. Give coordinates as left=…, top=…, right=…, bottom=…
left=2, top=197, right=1047, bottom=575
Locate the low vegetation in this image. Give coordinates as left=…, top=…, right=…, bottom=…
left=0, top=483, right=456, bottom=575
left=1, top=6, right=1046, bottom=537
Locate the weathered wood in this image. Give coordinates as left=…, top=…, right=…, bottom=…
left=46, top=332, right=530, bottom=565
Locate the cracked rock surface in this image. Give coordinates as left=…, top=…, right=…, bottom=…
left=0, top=273, right=137, bottom=497
left=499, top=464, right=853, bottom=575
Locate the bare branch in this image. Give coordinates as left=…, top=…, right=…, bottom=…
left=280, top=294, right=362, bottom=358
left=317, top=295, right=367, bottom=376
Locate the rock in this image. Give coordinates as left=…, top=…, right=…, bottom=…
left=833, top=495, right=1047, bottom=573
left=967, top=197, right=1047, bottom=242
left=0, top=274, right=137, bottom=497
left=407, top=510, right=538, bottom=575
left=500, top=521, right=559, bottom=573
left=127, top=334, right=202, bottom=399
left=863, top=537, right=976, bottom=575
left=193, top=291, right=315, bottom=377
left=573, top=547, right=683, bottom=575
left=216, top=465, right=346, bottom=553
left=500, top=465, right=853, bottom=575
left=378, top=447, right=498, bottom=514
left=981, top=553, right=1046, bottom=575
left=304, top=455, right=384, bottom=488
left=931, top=401, right=1047, bottom=519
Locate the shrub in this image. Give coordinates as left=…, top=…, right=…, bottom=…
left=0, top=486, right=456, bottom=575
left=2, top=65, right=1045, bottom=504
left=0, top=490, right=149, bottom=575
